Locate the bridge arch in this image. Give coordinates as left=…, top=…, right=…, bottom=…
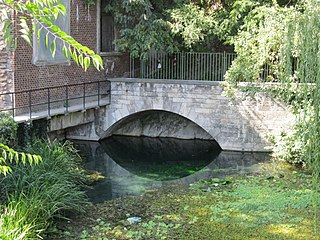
left=101, top=109, right=220, bottom=143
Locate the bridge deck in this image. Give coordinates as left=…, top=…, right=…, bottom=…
left=0, top=80, right=110, bottom=123
left=13, top=97, right=110, bottom=123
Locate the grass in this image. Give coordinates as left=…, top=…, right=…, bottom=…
left=0, top=140, right=89, bottom=239
left=50, top=161, right=320, bottom=240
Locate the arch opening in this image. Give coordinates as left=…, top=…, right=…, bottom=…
left=100, top=136, right=222, bottom=180
left=102, top=110, right=220, bottom=145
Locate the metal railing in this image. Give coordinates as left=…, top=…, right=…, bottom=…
left=0, top=80, right=110, bottom=121
left=130, top=51, right=237, bottom=81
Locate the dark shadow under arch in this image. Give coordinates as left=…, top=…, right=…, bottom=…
left=100, top=135, right=222, bottom=180
left=101, top=109, right=219, bottom=144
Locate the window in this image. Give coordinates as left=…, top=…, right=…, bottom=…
left=97, top=0, right=117, bottom=54
left=32, top=0, right=70, bottom=66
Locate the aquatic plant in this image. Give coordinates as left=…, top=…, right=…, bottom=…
left=62, top=170, right=318, bottom=240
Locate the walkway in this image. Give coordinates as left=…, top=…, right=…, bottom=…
left=0, top=80, right=110, bottom=123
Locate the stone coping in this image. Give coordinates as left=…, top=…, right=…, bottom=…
left=109, top=78, right=305, bottom=88
left=109, top=78, right=222, bottom=86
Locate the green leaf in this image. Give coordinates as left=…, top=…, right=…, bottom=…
left=50, top=40, right=56, bottom=58
left=0, top=143, right=42, bottom=176
left=96, top=54, right=103, bottom=67
left=19, top=18, right=29, bottom=31
left=3, top=19, right=11, bottom=34
left=78, top=54, right=84, bottom=67
left=0, top=165, right=12, bottom=176
left=20, top=152, right=26, bottom=165
left=13, top=37, right=17, bottom=50
left=2, top=149, right=7, bottom=160
left=7, top=151, right=13, bottom=163
left=70, top=47, right=78, bottom=64
left=53, top=7, right=59, bottom=19
left=92, top=56, right=103, bottom=71
left=27, top=154, right=34, bottom=165
left=84, top=56, right=90, bottom=71
left=20, top=29, right=32, bottom=46
left=37, top=27, right=42, bottom=40
left=62, top=45, right=68, bottom=59
left=15, top=152, right=19, bottom=164
left=57, top=4, right=66, bottom=15
left=45, top=33, right=49, bottom=48
left=6, top=35, right=13, bottom=49
left=4, top=27, right=11, bottom=42
left=92, top=57, right=99, bottom=70
left=33, top=155, right=41, bottom=164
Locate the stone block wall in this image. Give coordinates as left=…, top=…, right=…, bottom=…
left=99, top=79, right=295, bottom=152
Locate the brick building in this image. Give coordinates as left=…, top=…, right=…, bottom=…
left=0, top=0, right=130, bottom=115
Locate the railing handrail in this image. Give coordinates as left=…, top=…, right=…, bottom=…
left=0, top=80, right=107, bottom=97
left=130, top=51, right=237, bottom=81
left=0, top=80, right=110, bottom=121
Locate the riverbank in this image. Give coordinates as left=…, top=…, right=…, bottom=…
left=49, top=161, right=319, bottom=240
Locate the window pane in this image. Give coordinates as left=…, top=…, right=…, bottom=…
left=32, top=0, right=70, bottom=66
left=101, top=14, right=115, bottom=52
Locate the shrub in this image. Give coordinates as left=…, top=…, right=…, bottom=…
left=0, top=112, right=18, bottom=147
left=273, top=129, right=307, bottom=166
left=0, top=139, right=88, bottom=239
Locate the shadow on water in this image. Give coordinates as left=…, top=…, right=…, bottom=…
left=73, top=136, right=270, bottom=203
left=100, top=136, right=221, bottom=181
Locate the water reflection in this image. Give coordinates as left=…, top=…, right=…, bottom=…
left=100, top=136, right=221, bottom=181
left=74, top=136, right=270, bottom=203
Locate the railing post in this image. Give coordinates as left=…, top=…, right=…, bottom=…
left=11, top=92, right=15, bottom=118
left=65, top=85, right=69, bottom=113
left=83, top=83, right=86, bottom=109
left=47, top=88, right=51, bottom=117
left=29, top=91, right=32, bottom=120
left=223, top=51, right=226, bottom=81
left=129, top=54, right=132, bottom=78
left=98, top=81, right=100, bottom=106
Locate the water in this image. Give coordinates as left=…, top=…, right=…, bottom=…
left=74, top=136, right=270, bottom=203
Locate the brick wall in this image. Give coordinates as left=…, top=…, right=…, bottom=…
left=11, top=0, right=129, bottom=109
left=0, top=10, right=14, bottom=110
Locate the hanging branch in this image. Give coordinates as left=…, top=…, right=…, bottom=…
left=0, top=143, right=42, bottom=176
left=0, top=0, right=103, bottom=71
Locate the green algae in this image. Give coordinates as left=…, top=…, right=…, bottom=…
left=49, top=162, right=319, bottom=240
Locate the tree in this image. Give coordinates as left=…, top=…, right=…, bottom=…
left=0, top=0, right=103, bottom=71
left=103, top=0, right=298, bottom=58
left=223, top=0, right=320, bottom=215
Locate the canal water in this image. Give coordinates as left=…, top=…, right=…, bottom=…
left=74, top=136, right=270, bottom=203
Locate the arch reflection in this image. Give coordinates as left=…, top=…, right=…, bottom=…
left=74, top=137, right=270, bottom=203
left=100, top=136, right=222, bottom=181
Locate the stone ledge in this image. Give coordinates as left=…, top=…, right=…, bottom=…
left=109, top=78, right=222, bottom=86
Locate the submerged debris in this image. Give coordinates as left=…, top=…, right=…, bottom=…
left=127, top=217, right=142, bottom=224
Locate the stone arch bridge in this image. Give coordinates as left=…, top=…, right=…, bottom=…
left=50, top=78, right=294, bottom=152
